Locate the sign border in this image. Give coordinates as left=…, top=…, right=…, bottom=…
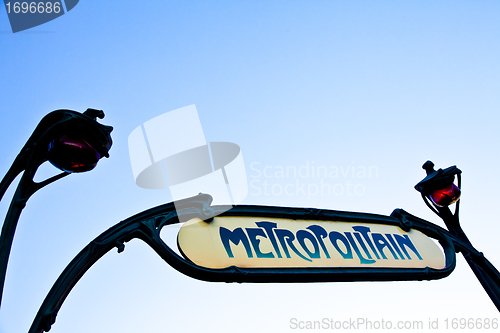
left=168, top=194, right=456, bottom=283
left=31, top=193, right=457, bottom=332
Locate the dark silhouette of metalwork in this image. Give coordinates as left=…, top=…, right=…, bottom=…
left=0, top=109, right=112, bottom=309
left=1, top=115, right=499, bottom=333
left=27, top=192, right=495, bottom=333
left=415, top=160, right=500, bottom=311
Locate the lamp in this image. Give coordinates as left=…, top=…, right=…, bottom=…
left=415, top=160, right=461, bottom=211
left=0, top=108, right=112, bottom=309
left=45, top=109, right=112, bottom=173
left=415, top=160, right=500, bottom=311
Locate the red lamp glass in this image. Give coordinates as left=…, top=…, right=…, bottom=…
left=47, top=134, right=101, bottom=173
left=415, top=161, right=462, bottom=209
left=428, top=182, right=461, bottom=207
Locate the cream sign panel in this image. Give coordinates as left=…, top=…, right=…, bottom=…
left=177, top=217, right=445, bottom=270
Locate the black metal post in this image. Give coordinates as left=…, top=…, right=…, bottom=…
left=27, top=194, right=459, bottom=333
left=0, top=154, right=69, bottom=309
left=0, top=109, right=112, bottom=309
left=436, top=205, right=500, bottom=310
left=416, top=161, right=500, bottom=311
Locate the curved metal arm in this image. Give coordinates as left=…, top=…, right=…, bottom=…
left=28, top=198, right=192, bottom=333
left=30, top=195, right=465, bottom=333
left=437, top=205, right=500, bottom=311
left=0, top=145, right=69, bottom=309
left=0, top=109, right=112, bottom=309
left=393, top=208, right=500, bottom=311
left=415, top=161, right=500, bottom=310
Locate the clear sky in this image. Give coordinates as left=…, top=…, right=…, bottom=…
left=1, top=1, right=500, bottom=332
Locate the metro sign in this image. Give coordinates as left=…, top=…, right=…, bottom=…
left=178, top=216, right=445, bottom=270
left=29, top=194, right=460, bottom=332
left=171, top=194, right=455, bottom=283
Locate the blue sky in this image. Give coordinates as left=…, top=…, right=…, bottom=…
left=1, top=1, right=500, bottom=332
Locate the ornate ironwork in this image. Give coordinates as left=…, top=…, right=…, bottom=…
left=0, top=109, right=112, bottom=308
left=29, top=193, right=461, bottom=333
left=416, top=160, right=500, bottom=311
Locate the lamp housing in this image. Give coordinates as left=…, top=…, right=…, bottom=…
left=43, top=109, right=113, bottom=173
left=415, top=161, right=462, bottom=208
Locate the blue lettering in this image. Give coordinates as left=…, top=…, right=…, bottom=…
left=219, top=227, right=253, bottom=258
left=371, top=233, right=399, bottom=260
left=394, top=234, right=423, bottom=260
left=385, top=233, right=405, bottom=260
left=255, top=222, right=282, bottom=258
left=246, top=228, right=274, bottom=258
left=307, top=225, right=331, bottom=258
left=352, top=226, right=380, bottom=259
left=275, top=229, right=312, bottom=262
left=344, top=232, right=376, bottom=264
left=296, top=230, right=321, bottom=259
left=353, top=232, right=375, bottom=260
left=328, top=231, right=353, bottom=260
